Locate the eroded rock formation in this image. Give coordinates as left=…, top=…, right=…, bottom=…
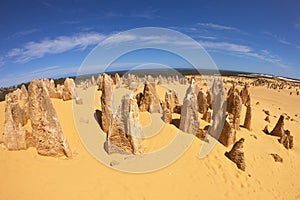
left=197, top=89, right=209, bottom=114
left=270, top=115, right=285, bottom=137
left=100, top=74, right=114, bottom=133
left=227, top=86, right=242, bottom=130
left=218, top=114, right=236, bottom=147
left=244, top=104, right=252, bottom=130
left=279, top=130, right=294, bottom=149
left=62, top=78, right=76, bottom=101
left=105, top=94, right=142, bottom=154
left=225, top=138, right=245, bottom=171
left=179, top=81, right=199, bottom=134
left=139, top=82, right=162, bottom=113
left=28, top=79, right=72, bottom=157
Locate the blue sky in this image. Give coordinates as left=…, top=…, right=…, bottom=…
left=1, top=0, right=300, bottom=87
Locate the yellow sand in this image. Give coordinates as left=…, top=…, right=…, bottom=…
left=0, top=77, right=300, bottom=199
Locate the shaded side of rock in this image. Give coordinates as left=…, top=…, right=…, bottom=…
left=270, top=115, right=285, bottom=137
left=244, top=105, right=252, bottom=130
left=270, top=153, right=283, bottom=162
left=278, top=130, right=294, bottom=149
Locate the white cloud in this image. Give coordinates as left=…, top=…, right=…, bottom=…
left=199, top=41, right=252, bottom=53
left=6, top=32, right=106, bottom=63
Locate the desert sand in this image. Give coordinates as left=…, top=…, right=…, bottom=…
left=0, top=75, right=300, bottom=200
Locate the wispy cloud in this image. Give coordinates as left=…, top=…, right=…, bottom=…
left=197, top=23, right=239, bottom=31
left=9, top=29, right=39, bottom=39
left=5, top=32, right=105, bottom=63
left=199, top=41, right=251, bottom=53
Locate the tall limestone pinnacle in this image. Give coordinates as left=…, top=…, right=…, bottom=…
left=105, top=93, right=143, bottom=154
left=28, top=79, right=72, bottom=157
left=179, top=80, right=199, bottom=134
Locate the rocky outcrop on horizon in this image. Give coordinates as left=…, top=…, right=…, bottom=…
left=225, top=138, right=246, bottom=171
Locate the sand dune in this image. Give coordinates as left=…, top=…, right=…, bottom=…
left=0, top=76, right=300, bottom=200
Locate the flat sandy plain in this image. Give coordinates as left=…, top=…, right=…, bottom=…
left=0, top=75, right=299, bottom=200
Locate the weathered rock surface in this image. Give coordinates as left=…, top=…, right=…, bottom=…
left=244, top=105, right=252, bottom=130
left=62, top=78, right=76, bottom=101
left=197, top=89, right=209, bottom=114
left=225, top=138, right=246, bottom=171
left=202, top=111, right=211, bottom=123
left=3, top=100, right=28, bottom=150
left=139, top=82, right=162, bottom=113
left=279, top=130, right=294, bottom=149
left=179, top=81, right=199, bottom=134
left=162, top=102, right=172, bottom=123
left=114, top=73, right=121, bottom=88
left=28, top=79, right=72, bottom=157
left=100, top=74, right=114, bottom=133
left=165, top=89, right=180, bottom=113
left=218, top=114, right=236, bottom=147
left=240, top=84, right=250, bottom=105
left=270, top=115, right=285, bottom=137
left=105, top=94, right=142, bottom=154
left=20, top=84, right=28, bottom=100
left=227, top=86, right=242, bottom=130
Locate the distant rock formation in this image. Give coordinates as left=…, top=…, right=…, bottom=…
left=139, top=82, right=162, bottom=113
left=114, top=73, right=121, bottom=88
left=197, top=89, right=209, bottom=114
left=28, top=79, right=72, bottom=157
left=227, top=85, right=242, bottom=130
left=270, top=115, right=285, bottom=137
left=240, top=84, right=250, bottom=105
left=179, top=81, right=199, bottom=134
left=218, top=114, right=236, bottom=147
left=278, top=130, right=294, bottom=149
left=105, top=94, right=142, bottom=154
left=225, top=138, right=245, bottom=171
left=62, top=78, right=76, bottom=101
left=100, top=74, right=114, bottom=134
